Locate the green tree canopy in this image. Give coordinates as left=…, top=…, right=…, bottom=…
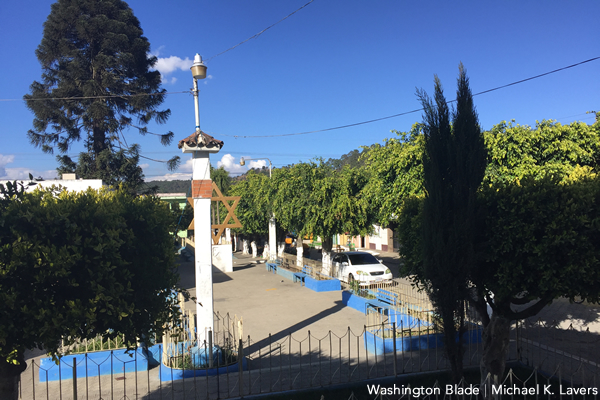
left=230, top=170, right=273, bottom=237
left=24, top=0, right=179, bottom=189
left=0, top=184, right=184, bottom=399
left=362, top=124, right=425, bottom=227
left=484, top=119, right=600, bottom=183
left=366, top=118, right=600, bottom=229
left=272, top=161, right=373, bottom=257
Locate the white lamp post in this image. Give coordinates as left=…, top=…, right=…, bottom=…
left=178, top=53, right=223, bottom=344
left=240, top=157, right=271, bottom=178
left=240, top=157, right=276, bottom=260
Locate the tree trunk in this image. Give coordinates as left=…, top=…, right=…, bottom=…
left=321, top=237, right=333, bottom=275
left=296, top=241, right=304, bottom=268
left=480, top=313, right=511, bottom=399
left=0, top=353, right=26, bottom=400
left=440, top=306, right=465, bottom=383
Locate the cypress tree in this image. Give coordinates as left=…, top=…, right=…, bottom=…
left=417, top=64, right=486, bottom=382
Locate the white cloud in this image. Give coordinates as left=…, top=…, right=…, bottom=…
left=146, top=172, right=192, bottom=182
left=1, top=167, right=58, bottom=181
left=150, top=51, right=212, bottom=85
left=154, top=56, right=193, bottom=76
left=217, top=154, right=248, bottom=174
left=147, top=155, right=252, bottom=180
left=143, top=158, right=193, bottom=181
left=0, top=154, right=15, bottom=178
left=179, top=158, right=194, bottom=173
left=248, top=159, right=267, bottom=169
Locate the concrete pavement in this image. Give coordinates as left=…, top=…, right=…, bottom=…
left=177, top=252, right=369, bottom=343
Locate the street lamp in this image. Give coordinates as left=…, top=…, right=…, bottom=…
left=191, top=54, right=207, bottom=131
left=240, top=157, right=276, bottom=260
left=239, top=157, right=272, bottom=178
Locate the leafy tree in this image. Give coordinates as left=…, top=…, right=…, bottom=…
left=273, top=161, right=373, bottom=265
left=150, top=180, right=191, bottom=194
left=484, top=119, right=600, bottom=184
left=365, top=118, right=600, bottom=231
left=325, top=148, right=370, bottom=170
left=24, top=0, right=179, bottom=189
left=211, top=165, right=232, bottom=195
left=0, top=185, right=184, bottom=399
left=472, top=177, right=600, bottom=388
left=362, top=124, right=426, bottom=227
left=415, top=64, right=487, bottom=382
left=398, top=177, right=600, bottom=392
left=229, top=170, right=272, bottom=237
left=58, top=146, right=144, bottom=193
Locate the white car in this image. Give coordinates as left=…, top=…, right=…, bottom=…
left=331, top=251, right=393, bottom=284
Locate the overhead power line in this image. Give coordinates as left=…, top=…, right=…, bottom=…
left=204, top=0, right=315, bottom=63
left=110, top=55, right=600, bottom=142
left=0, top=91, right=189, bottom=102
left=213, top=56, right=600, bottom=139
left=2, top=56, right=598, bottom=138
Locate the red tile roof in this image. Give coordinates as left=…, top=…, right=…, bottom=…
left=178, top=130, right=224, bottom=150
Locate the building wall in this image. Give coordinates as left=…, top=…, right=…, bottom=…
left=336, top=225, right=396, bottom=253
left=365, top=225, right=394, bottom=252
left=0, top=179, right=103, bottom=193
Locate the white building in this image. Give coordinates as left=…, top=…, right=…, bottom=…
left=1, top=174, right=103, bottom=193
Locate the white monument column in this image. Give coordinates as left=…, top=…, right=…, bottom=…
left=192, top=152, right=214, bottom=342
left=180, top=134, right=223, bottom=343
left=269, top=216, right=277, bottom=261
left=177, top=53, right=224, bottom=343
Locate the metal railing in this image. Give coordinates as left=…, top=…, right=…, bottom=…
left=18, top=319, right=600, bottom=399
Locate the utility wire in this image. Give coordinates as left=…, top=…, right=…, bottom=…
left=214, top=56, right=600, bottom=138
left=204, top=0, right=315, bottom=63
left=0, top=91, right=189, bottom=102
left=4, top=56, right=598, bottom=138
left=3, top=2, right=316, bottom=102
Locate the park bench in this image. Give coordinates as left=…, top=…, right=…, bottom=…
left=375, top=289, right=399, bottom=307
left=293, top=265, right=313, bottom=286
left=266, top=261, right=279, bottom=274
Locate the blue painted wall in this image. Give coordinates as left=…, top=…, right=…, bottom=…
left=159, top=356, right=246, bottom=381
left=268, top=262, right=341, bottom=292
left=39, top=346, right=158, bottom=382
left=365, top=326, right=483, bottom=355
left=305, top=276, right=341, bottom=292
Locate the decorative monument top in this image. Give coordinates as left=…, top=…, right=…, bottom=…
left=178, top=130, right=224, bottom=154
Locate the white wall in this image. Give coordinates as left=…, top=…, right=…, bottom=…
left=1, top=179, right=103, bottom=193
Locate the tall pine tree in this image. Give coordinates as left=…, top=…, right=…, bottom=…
left=417, top=64, right=487, bottom=382
left=24, top=0, right=178, bottom=189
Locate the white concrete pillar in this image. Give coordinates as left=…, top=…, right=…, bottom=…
left=296, top=245, right=304, bottom=268
left=191, top=151, right=214, bottom=343
left=268, top=217, right=277, bottom=260
left=322, top=249, right=332, bottom=275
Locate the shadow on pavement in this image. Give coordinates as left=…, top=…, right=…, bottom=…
left=246, top=300, right=346, bottom=354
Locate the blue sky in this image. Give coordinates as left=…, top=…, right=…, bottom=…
left=1, top=0, right=599, bottom=181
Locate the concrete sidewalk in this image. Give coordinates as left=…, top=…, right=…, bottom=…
left=178, top=251, right=368, bottom=344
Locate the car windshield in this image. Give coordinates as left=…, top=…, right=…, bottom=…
left=348, top=253, right=379, bottom=265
